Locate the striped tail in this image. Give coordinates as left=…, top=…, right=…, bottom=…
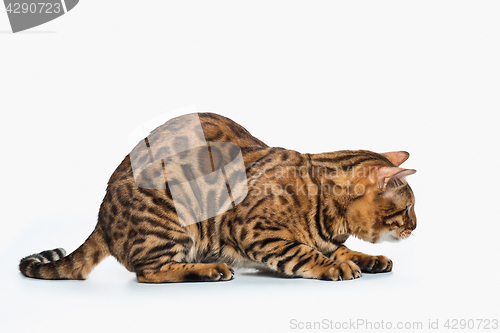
left=19, top=227, right=110, bottom=280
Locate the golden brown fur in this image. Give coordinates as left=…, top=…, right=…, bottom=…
left=20, top=113, right=416, bottom=282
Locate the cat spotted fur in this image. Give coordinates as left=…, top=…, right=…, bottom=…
left=20, top=113, right=416, bottom=282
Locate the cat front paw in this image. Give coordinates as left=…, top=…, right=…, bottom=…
left=350, top=254, right=392, bottom=273
left=320, top=260, right=362, bottom=281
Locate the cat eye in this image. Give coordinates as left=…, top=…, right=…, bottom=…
left=397, top=206, right=410, bottom=215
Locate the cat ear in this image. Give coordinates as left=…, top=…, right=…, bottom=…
left=381, top=151, right=410, bottom=167
left=374, top=166, right=416, bottom=191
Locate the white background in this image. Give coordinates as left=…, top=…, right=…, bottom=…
left=1, top=1, right=499, bottom=332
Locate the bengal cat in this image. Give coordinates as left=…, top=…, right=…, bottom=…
left=19, top=113, right=417, bottom=283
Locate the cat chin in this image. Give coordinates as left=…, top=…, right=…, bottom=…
left=377, top=232, right=401, bottom=243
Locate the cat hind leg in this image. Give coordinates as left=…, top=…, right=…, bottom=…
left=136, top=262, right=234, bottom=283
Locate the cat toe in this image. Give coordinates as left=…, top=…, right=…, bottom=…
left=384, top=259, right=393, bottom=272
left=215, top=264, right=234, bottom=281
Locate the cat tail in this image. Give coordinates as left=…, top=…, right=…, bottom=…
left=19, top=227, right=110, bottom=280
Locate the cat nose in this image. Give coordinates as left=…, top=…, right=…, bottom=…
left=411, top=222, right=417, bottom=230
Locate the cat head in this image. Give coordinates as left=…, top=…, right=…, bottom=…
left=347, top=151, right=417, bottom=243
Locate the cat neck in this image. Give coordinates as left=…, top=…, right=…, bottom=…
left=306, top=151, right=381, bottom=242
